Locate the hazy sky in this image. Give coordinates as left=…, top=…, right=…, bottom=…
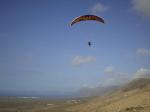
left=0, top=0, right=150, bottom=93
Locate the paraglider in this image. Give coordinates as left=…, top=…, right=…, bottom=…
left=88, top=41, right=91, bottom=47
left=70, top=15, right=105, bottom=47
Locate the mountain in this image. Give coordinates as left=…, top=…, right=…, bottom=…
left=74, top=85, right=120, bottom=97
left=67, top=78, right=150, bottom=112
left=122, top=78, right=150, bottom=91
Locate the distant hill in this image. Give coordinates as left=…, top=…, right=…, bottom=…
left=74, top=85, right=120, bottom=97
left=67, top=78, right=150, bottom=112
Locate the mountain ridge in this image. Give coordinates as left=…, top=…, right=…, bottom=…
left=67, top=77, right=150, bottom=112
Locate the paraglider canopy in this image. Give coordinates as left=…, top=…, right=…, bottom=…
left=70, top=15, right=105, bottom=26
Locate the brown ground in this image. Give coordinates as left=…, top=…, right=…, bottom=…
left=67, top=84, right=150, bottom=112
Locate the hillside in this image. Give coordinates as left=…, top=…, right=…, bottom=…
left=122, top=78, right=150, bottom=91
left=67, top=78, right=150, bottom=112
left=74, top=85, right=120, bottom=97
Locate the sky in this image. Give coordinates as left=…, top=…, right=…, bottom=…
left=0, top=0, right=150, bottom=94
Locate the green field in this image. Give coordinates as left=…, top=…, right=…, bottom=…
left=0, top=97, right=90, bottom=112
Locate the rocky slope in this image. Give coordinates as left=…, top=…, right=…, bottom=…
left=67, top=78, right=150, bottom=112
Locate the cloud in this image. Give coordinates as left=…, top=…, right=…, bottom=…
left=103, top=78, right=117, bottom=86
left=103, top=66, right=130, bottom=86
left=137, top=48, right=150, bottom=56
left=133, top=68, right=150, bottom=78
left=131, top=0, right=150, bottom=18
left=104, top=66, right=115, bottom=74
left=81, top=84, right=94, bottom=88
left=103, top=67, right=150, bottom=86
left=103, top=75, right=130, bottom=86
left=72, top=56, right=96, bottom=66
left=90, top=3, right=109, bottom=14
